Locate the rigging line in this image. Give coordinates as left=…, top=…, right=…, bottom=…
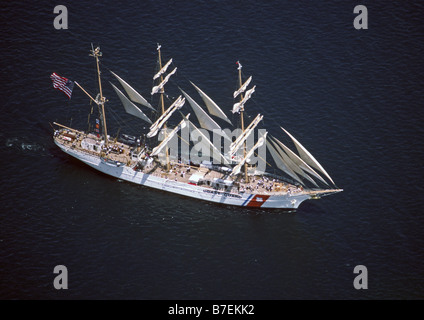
left=111, top=109, right=142, bottom=134
left=169, top=62, right=191, bottom=87
left=105, top=105, right=125, bottom=127
left=176, top=133, right=190, bottom=146
left=102, top=111, right=122, bottom=136
left=105, top=101, right=142, bottom=135
left=253, top=151, right=272, bottom=168
left=65, top=96, right=72, bottom=125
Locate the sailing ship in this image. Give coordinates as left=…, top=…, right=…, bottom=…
left=52, top=45, right=342, bottom=210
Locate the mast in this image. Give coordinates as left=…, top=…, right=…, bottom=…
left=237, top=61, right=249, bottom=183
left=90, top=46, right=108, bottom=147
left=157, top=44, right=170, bottom=171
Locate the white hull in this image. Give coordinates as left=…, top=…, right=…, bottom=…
left=55, top=139, right=312, bottom=209
left=51, top=46, right=343, bottom=210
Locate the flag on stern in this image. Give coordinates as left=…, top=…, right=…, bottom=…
left=50, top=73, right=74, bottom=99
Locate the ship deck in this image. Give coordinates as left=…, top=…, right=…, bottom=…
left=53, top=126, right=340, bottom=198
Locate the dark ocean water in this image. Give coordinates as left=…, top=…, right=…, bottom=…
left=1, top=1, right=424, bottom=300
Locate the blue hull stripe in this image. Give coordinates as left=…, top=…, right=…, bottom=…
left=242, top=194, right=254, bottom=206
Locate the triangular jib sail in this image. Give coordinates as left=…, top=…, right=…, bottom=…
left=110, top=82, right=152, bottom=124
left=190, top=81, right=232, bottom=125
left=183, top=115, right=230, bottom=166
left=280, top=126, right=336, bottom=186
left=271, top=134, right=334, bottom=188
left=269, top=137, right=318, bottom=187
left=266, top=138, right=304, bottom=185
left=110, top=71, right=154, bottom=110
left=180, top=88, right=230, bottom=141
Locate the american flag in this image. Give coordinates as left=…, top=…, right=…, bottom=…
left=50, top=72, right=74, bottom=99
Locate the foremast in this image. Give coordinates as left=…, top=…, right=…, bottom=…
left=233, top=61, right=256, bottom=183
left=237, top=62, right=248, bottom=183
left=157, top=44, right=170, bottom=171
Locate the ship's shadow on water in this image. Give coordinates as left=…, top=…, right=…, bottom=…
left=294, top=200, right=327, bottom=214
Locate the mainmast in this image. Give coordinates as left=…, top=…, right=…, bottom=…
left=237, top=61, right=249, bottom=183
left=90, top=46, right=108, bottom=147
left=157, top=44, right=170, bottom=171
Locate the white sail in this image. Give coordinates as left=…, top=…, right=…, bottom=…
left=272, top=136, right=329, bottom=187
left=186, top=119, right=230, bottom=165
left=230, top=131, right=267, bottom=176
left=190, top=82, right=232, bottom=125
left=150, top=96, right=185, bottom=131
left=153, top=58, right=173, bottom=80
left=233, top=76, right=252, bottom=98
left=180, top=88, right=230, bottom=141
left=110, top=71, right=154, bottom=110
left=229, top=113, right=263, bottom=156
left=270, top=137, right=318, bottom=187
left=280, top=126, right=336, bottom=186
left=266, top=138, right=304, bottom=185
left=151, top=67, right=177, bottom=95
left=232, top=85, right=256, bottom=114
left=150, top=116, right=188, bottom=157
left=110, top=82, right=152, bottom=124
left=147, top=96, right=185, bottom=138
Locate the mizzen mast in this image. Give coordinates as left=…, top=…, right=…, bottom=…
left=90, top=46, right=108, bottom=147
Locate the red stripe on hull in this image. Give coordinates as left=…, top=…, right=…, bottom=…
left=246, top=194, right=270, bottom=207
